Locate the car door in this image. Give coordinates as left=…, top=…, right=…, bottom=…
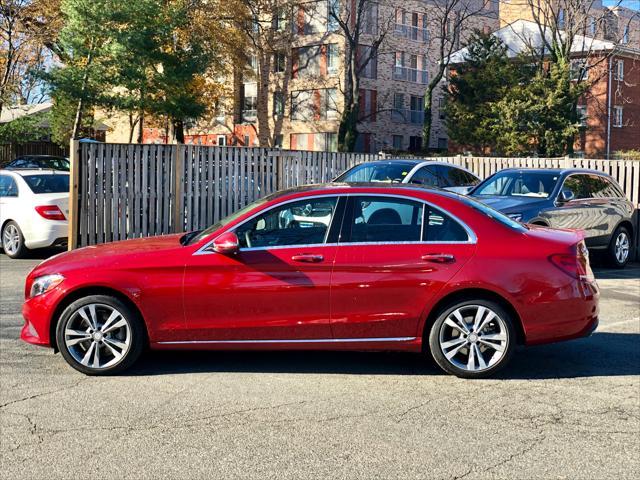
left=330, top=195, right=476, bottom=339
left=0, top=174, right=19, bottom=226
left=546, top=174, right=608, bottom=245
left=182, top=195, right=344, bottom=341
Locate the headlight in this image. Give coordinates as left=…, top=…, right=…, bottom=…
left=29, top=274, right=64, bottom=298
left=507, top=213, right=523, bottom=222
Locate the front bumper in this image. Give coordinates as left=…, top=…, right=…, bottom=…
left=21, top=289, right=64, bottom=347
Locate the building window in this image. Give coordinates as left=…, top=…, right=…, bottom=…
left=274, top=134, right=283, bottom=148
left=327, top=43, right=339, bottom=75
left=409, top=136, right=422, bottom=152
left=362, top=2, right=378, bottom=35
left=409, top=95, right=424, bottom=124
left=357, top=45, right=377, bottom=79
left=577, top=105, right=587, bottom=127
left=613, top=106, right=623, bottom=127
left=395, top=9, right=428, bottom=42
left=217, top=135, right=226, bottom=146
left=243, top=135, right=251, bottom=146
left=274, top=52, right=286, bottom=73
left=392, top=135, right=403, bottom=150
left=589, top=17, right=596, bottom=36
left=622, top=25, right=629, bottom=44
left=291, top=88, right=338, bottom=121
left=570, top=59, right=588, bottom=81
left=273, top=91, right=285, bottom=118
left=438, top=97, right=446, bottom=120
left=274, top=7, right=288, bottom=32
left=294, top=45, right=321, bottom=77
left=296, top=1, right=338, bottom=35
left=242, top=83, right=257, bottom=123
left=290, top=132, right=337, bottom=152
left=614, top=59, right=624, bottom=81
left=558, top=9, right=565, bottom=28
left=437, top=137, right=448, bottom=150
left=393, top=51, right=428, bottom=84
left=359, top=89, right=377, bottom=122
left=392, top=93, right=405, bottom=122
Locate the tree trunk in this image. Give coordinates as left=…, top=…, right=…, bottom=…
left=137, top=111, right=144, bottom=143
left=338, top=43, right=360, bottom=152
left=257, top=51, right=272, bottom=147
left=422, top=68, right=444, bottom=151
left=71, top=49, right=94, bottom=140
left=173, top=118, right=185, bottom=143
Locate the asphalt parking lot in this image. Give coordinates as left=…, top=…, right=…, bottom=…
left=0, top=252, right=638, bottom=479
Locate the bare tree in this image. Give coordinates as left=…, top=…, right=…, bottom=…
left=329, top=0, right=395, bottom=152
left=421, top=0, right=489, bottom=149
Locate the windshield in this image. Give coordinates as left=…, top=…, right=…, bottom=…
left=335, top=162, right=415, bottom=183
left=23, top=174, right=69, bottom=194
left=459, top=195, right=527, bottom=232
left=186, top=197, right=269, bottom=245
left=473, top=171, right=560, bottom=198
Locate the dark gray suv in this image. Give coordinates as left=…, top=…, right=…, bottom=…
left=471, top=168, right=635, bottom=268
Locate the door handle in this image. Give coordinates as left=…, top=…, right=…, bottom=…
left=421, top=253, right=456, bottom=264
left=291, top=253, right=324, bottom=263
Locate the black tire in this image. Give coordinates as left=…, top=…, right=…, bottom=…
left=607, top=225, right=632, bottom=269
left=56, top=295, right=146, bottom=375
left=2, top=221, right=28, bottom=259
left=428, top=299, right=516, bottom=379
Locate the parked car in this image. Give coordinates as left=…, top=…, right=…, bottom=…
left=470, top=168, right=635, bottom=268
left=334, top=160, right=480, bottom=194
left=0, top=169, right=69, bottom=258
left=5, top=155, right=70, bottom=171
left=22, top=184, right=599, bottom=378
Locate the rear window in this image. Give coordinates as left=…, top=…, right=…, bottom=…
left=335, top=162, right=415, bottom=183
left=22, top=174, right=69, bottom=194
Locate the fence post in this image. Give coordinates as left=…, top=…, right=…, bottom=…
left=172, top=144, right=184, bottom=233
left=276, top=152, right=285, bottom=191
left=67, top=139, right=80, bottom=250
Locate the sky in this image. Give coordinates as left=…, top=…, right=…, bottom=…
left=603, top=0, right=640, bottom=10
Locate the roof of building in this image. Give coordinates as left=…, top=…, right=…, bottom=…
left=0, top=102, right=52, bottom=124
left=448, top=19, right=638, bottom=64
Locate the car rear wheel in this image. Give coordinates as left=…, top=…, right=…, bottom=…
left=607, top=226, right=631, bottom=269
left=428, top=300, right=516, bottom=379
left=2, top=221, right=28, bottom=259
left=56, top=295, right=145, bottom=375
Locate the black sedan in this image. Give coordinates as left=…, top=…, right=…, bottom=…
left=5, top=155, right=70, bottom=171
left=471, top=168, right=635, bottom=268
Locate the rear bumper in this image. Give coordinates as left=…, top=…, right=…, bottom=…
left=24, top=221, right=68, bottom=249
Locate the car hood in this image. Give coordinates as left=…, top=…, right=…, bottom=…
left=32, top=234, right=185, bottom=275
left=471, top=195, right=549, bottom=213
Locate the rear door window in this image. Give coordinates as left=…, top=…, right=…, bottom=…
left=408, top=167, right=439, bottom=187
left=439, top=165, right=479, bottom=187
left=561, top=175, right=591, bottom=199
left=341, top=196, right=423, bottom=243
left=424, top=206, right=470, bottom=242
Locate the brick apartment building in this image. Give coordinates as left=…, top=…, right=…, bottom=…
left=138, top=0, right=500, bottom=153
left=448, top=18, right=640, bottom=158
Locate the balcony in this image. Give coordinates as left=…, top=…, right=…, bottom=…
left=393, top=67, right=429, bottom=84
left=241, top=110, right=257, bottom=123
left=395, top=24, right=429, bottom=42
left=391, top=109, right=424, bottom=124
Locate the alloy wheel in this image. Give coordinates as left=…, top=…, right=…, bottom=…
left=438, top=305, right=508, bottom=372
left=615, top=231, right=630, bottom=264
left=64, top=303, right=131, bottom=369
left=2, top=224, right=20, bottom=255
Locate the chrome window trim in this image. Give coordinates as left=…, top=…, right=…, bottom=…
left=158, top=336, right=417, bottom=345
left=195, top=192, right=477, bottom=255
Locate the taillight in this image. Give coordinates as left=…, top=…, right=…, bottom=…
left=549, top=241, right=594, bottom=281
left=35, top=205, right=66, bottom=221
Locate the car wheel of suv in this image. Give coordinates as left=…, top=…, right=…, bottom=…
left=607, top=226, right=631, bottom=269
left=56, top=295, right=146, bottom=375
left=428, top=300, right=516, bottom=379
left=2, top=221, right=28, bottom=259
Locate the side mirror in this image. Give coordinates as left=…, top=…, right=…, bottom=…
left=212, top=231, right=239, bottom=254
left=559, top=190, right=575, bottom=203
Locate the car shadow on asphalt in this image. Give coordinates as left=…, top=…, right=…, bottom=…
left=127, top=332, right=639, bottom=380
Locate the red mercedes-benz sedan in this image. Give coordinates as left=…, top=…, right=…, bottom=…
left=21, top=184, right=599, bottom=378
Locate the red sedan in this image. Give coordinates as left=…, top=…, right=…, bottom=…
left=21, top=184, right=599, bottom=378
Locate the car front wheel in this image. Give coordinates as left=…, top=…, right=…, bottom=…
left=2, top=221, right=28, bottom=258
left=56, top=295, right=146, bottom=375
left=428, top=300, right=516, bottom=379
left=608, top=226, right=631, bottom=269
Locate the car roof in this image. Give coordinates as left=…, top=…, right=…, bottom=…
left=0, top=168, right=68, bottom=177
left=262, top=182, right=461, bottom=203
left=12, top=155, right=68, bottom=159
left=495, top=167, right=611, bottom=176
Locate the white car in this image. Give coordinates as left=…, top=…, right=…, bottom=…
left=334, top=159, right=481, bottom=194
left=0, top=169, right=69, bottom=258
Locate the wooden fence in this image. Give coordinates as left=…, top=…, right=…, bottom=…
left=0, top=141, right=69, bottom=166
left=68, top=141, right=640, bottom=258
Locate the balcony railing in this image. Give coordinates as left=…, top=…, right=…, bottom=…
left=391, top=109, right=424, bottom=124
left=394, top=24, right=429, bottom=42
left=393, top=66, right=429, bottom=84
left=241, top=109, right=257, bottom=123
